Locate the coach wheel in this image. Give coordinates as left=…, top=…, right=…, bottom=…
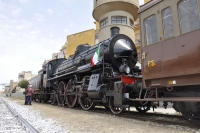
left=58, top=81, right=65, bottom=106
left=135, top=101, right=151, bottom=113
left=179, top=102, right=200, bottom=126
left=65, top=79, right=77, bottom=108
left=109, top=96, right=125, bottom=114
left=50, top=92, right=56, bottom=105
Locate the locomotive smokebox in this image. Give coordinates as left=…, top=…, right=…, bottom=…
left=110, top=26, right=120, bottom=37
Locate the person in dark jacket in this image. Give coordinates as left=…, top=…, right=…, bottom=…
left=26, top=85, right=34, bottom=105
left=24, top=84, right=29, bottom=105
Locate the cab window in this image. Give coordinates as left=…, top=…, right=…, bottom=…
left=144, top=14, right=158, bottom=45
left=162, top=7, right=174, bottom=39
left=178, top=0, right=200, bottom=34
left=48, top=64, right=51, bottom=70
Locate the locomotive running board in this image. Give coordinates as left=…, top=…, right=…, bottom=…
left=128, top=97, right=200, bottom=102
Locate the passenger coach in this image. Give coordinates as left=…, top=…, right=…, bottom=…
left=138, top=0, right=200, bottom=125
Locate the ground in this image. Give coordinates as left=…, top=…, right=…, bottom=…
left=2, top=97, right=200, bottom=133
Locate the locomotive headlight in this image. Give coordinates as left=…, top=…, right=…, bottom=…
left=125, top=66, right=130, bottom=73
left=119, top=59, right=131, bottom=74
left=119, top=63, right=130, bottom=74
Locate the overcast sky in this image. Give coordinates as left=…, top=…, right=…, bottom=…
left=0, top=0, right=144, bottom=90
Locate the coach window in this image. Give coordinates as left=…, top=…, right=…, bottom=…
left=178, top=0, right=200, bottom=34
left=162, top=7, right=174, bottom=39
left=144, top=14, right=158, bottom=45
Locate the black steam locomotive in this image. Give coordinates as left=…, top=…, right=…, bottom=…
left=29, top=27, right=147, bottom=114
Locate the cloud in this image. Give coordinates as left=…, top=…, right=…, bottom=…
left=34, top=13, right=44, bottom=21
left=47, top=8, right=54, bottom=13
left=63, top=10, right=69, bottom=13
left=69, top=22, right=75, bottom=27
left=15, top=20, right=32, bottom=30
left=12, top=7, right=23, bottom=17
left=0, top=13, right=8, bottom=19
left=29, top=29, right=41, bottom=35
left=64, top=29, right=68, bottom=33
left=19, top=0, right=28, bottom=4
left=61, top=0, right=71, bottom=3
left=0, top=1, right=6, bottom=11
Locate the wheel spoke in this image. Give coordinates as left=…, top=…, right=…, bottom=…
left=50, top=92, right=56, bottom=105
left=109, top=96, right=125, bottom=115
left=65, top=79, right=77, bottom=108
left=79, top=94, right=94, bottom=110
left=58, top=81, right=65, bottom=106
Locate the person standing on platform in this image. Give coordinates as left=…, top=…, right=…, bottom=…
left=26, top=85, right=33, bottom=105
left=24, top=84, right=29, bottom=105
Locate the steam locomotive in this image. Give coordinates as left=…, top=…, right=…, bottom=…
left=30, top=0, right=200, bottom=125
left=29, top=27, right=145, bottom=114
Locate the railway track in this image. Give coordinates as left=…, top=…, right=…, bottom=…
left=0, top=97, right=39, bottom=133
left=89, top=107, right=200, bottom=130
left=36, top=100, right=200, bottom=130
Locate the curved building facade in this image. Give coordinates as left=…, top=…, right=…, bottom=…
left=93, top=0, right=139, bottom=42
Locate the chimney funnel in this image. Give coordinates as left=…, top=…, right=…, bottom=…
left=110, top=26, right=120, bottom=37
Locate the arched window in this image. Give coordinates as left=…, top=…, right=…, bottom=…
left=144, top=14, right=158, bottom=45
left=162, top=7, right=174, bottom=39
left=178, top=0, right=200, bottom=34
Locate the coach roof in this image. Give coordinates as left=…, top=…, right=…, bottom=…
left=138, top=0, right=163, bottom=14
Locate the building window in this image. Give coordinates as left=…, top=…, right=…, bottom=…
left=18, top=75, right=24, bottom=78
left=144, top=14, right=158, bottom=45
left=162, top=7, right=174, bottom=39
left=112, top=16, right=127, bottom=24
left=130, top=19, right=134, bottom=27
left=178, top=0, right=200, bottom=34
left=100, top=18, right=108, bottom=28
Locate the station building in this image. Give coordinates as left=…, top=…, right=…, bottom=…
left=53, top=0, right=151, bottom=61
left=93, top=0, right=139, bottom=43
left=18, top=71, right=36, bottom=82
left=66, top=29, right=95, bottom=58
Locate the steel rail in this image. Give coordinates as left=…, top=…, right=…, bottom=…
left=0, top=97, right=40, bottom=133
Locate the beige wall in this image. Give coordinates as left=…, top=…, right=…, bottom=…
left=66, top=29, right=95, bottom=58
left=93, top=0, right=139, bottom=42
left=93, top=0, right=139, bottom=21
left=94, top=0, right=139, bottom=8
left=144, top=0, right=151, bottom=3
left=4, top=86, right=10, bottom=93
left=99, top=24, right=135, bottom=42
left=98, top=11, right=135, bottom=42
left=9, top=80, right=18, bottom=92
left=18, top=71, right=35, bottom=82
